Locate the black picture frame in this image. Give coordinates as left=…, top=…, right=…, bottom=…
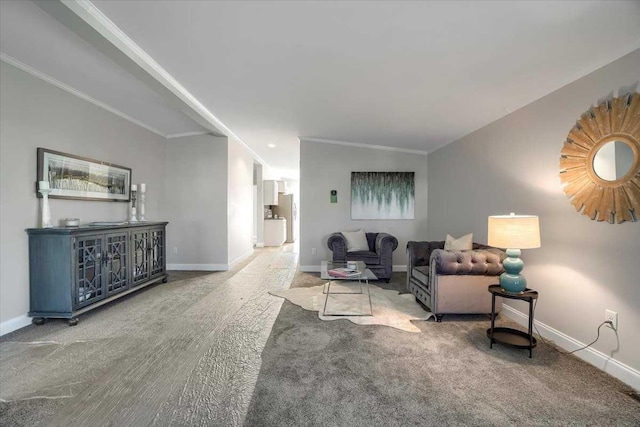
left=37, top=148, right=132, bottom=202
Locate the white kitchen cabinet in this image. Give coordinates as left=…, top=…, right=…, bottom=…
left=263, top=180, right=278, bottom=205
left=276, top=180, right=288, bottom=193
left=264, top=218, right=286, bottom=246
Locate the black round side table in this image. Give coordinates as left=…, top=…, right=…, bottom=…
left=487, top=285, right=538, bottom=358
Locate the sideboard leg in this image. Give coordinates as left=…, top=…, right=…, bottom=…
left=162, top=276, right=168, bottom=283
left=435, top=314, right=444, bottom=322
left=67, top=317, right=79, bottom=326
left=32, top=317, right=46, bottom=326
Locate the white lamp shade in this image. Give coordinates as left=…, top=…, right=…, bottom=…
left=488, top=214, right=541, bottom=249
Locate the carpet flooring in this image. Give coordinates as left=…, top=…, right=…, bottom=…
left=0, top=248, right=297, bottom=427
left=2, top=247, right=638, bottom=426
left=245, top=270, right=640, bottom=426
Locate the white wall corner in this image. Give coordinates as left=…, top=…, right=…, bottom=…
left=0, top=314, right=31, bottom=336
left=228, top=249, right=254, bottom=269
left=167, top=264, right=229, bottom=271
left=501, top=305, right=640, bottom=392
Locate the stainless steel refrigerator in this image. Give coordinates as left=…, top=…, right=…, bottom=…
left=273, top=194, right=296, bottom=243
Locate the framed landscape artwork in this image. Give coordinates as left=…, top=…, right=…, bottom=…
left=37, top=148, right=131, bottom=201
left=351, top=172, right=415, bottom=219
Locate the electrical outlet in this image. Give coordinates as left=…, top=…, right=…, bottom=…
left=173, top=247, right=178, bottom=255
left=311, top=247, right=317, bottom=255
left=605, top=309, right=617, bottom=330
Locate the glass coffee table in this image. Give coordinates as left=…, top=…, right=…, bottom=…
left=320, top=261, right=377, bottom=316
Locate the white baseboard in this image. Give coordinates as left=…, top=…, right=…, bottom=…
left=1, top=314, right=31, bottom=336
left=255, top=242, right=265, bottom=248
left=167, top=263, right=228, bottom=271
left=299, top=265, right=407, bottom=273
left=501, top=304, right=640, bottom=392
left=228, top=249, right=254, bottom=269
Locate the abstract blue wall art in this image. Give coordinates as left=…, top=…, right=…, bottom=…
left=351, top=172, right=415, bottom=220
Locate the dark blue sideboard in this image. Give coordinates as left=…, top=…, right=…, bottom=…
left=26, top=222, right=168, bottom=325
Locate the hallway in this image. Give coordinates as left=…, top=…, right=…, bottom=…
left=0, top=247, right=297, bottom=426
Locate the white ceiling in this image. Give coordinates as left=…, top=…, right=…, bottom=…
left=3, top=1, right=640, bottom=177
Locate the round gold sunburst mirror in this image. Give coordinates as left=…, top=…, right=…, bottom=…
left=559, top=91, right=640, bottom=223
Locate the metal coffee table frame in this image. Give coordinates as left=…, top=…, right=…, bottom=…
left=320, top=261, right=376, bottom=316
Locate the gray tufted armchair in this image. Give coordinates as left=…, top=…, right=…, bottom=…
left=407, top=241, right=506, bottom=321
left=327, top=232, right=398, bottom=282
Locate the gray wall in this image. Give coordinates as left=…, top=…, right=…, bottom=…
left=227, top=138, right=255, bottom=265
left=0, top=62, right=167, bottom=324
left=164, top=134, right=229, bottom=268
left=427, top=49, right=640, bottom=370
left=299, top=140, right=428, bottom=269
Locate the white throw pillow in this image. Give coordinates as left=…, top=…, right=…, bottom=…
left=341, top=229, right=369, bottom=252
left=444, top=233, right=473, bottom=251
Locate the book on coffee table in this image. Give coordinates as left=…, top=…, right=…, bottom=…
left=327, top=268, right=361, bottom=278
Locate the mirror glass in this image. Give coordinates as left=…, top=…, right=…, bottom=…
left=592, top=140, right=634, bottom=181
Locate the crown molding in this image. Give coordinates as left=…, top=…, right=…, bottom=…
left=166, top=131, right=212, bottom=139
left=1, top=52, right=167, bottom=138
left=60, top=0, right=269, bottom=167
left=300, top=137, right=429, bottom=155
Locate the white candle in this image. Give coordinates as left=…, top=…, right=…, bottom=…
left=39, top=181, right=49, bottom=190
left=140, top=183, right=146, bottom=192
left=131, top=184, right=137, bottom=191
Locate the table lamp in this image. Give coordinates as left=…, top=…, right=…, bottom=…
left=487, top=213, right=540, bottom=293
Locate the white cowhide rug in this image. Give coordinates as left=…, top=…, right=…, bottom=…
left=269, top=282, right=434, bottom=333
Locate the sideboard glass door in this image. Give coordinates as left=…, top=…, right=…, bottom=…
left=149, top=227, right=165, bottom=279
left=105, top=232, right=128, bottom=296
left=131, top=228, right=150, bottom=287
left=75, top=235, right=104, bottom=309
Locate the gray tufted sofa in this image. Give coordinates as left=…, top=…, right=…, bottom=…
left=407, top=241, right=506, bottom=321
left=327, top=232, right=398, bottom=282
